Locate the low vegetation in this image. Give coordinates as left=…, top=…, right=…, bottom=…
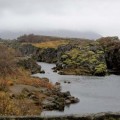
left=32, top=40, right=69, bottom=48
left=0, top=44, right=54, bottom=116
left=16, top=35, right=120, bottom=76
left=1, top=35, right=120, bottom=116
left=57, top=41, right=107, bottom=76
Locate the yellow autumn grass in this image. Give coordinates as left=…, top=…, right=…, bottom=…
left=0, top=91, right=41, bottom=116
left=0, top=67, right=53, bottom=116
left=0, top=44, right=54, bottom=115
left=32, top=40, right=69, bottom=48
left=0, top=67, right=54, bottom=90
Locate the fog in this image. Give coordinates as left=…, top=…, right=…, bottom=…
left=0, top=0, right=120, bottom=37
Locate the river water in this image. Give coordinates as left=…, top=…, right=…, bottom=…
left=33, top=62, right=120, bottom=116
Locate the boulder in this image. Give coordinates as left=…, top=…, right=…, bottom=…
left=40, top=70, right=45, bottom=74
left=42, top=78, right=49, bottom=82
left=55, top=82, right=61, bottom=86
left=17, top=57, right=41, bottom=74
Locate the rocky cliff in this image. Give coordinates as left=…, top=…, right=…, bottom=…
left=10, top=36, right=120, bottom=76
left=98, top=37, right=120, bottom=74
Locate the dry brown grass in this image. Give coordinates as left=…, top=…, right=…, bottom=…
left=0, top=67, right=54, bottom=91
left=0, top=44, right=54, bottom=116
left=32, top=40, right=69, bottom=48
left=0, top=92, right=20, bottom=116
left=13, top=67, right=54, bottom=89
left=0, top=92, right=41, bottom=116
left=0, top=68, right=53, bottom=116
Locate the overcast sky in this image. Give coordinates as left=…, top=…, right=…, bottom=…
left=0, top=0, right=120, bottom=37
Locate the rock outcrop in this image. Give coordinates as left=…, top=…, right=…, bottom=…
left=55, top=41, right=107, bottom=76
left=10, top=36, right=120, bottom=76
left=18, top=44, right=38, bottom=56
left=42, top=83, right=79, bottom=111
left=1, top=112, right=120, bottom=120
left=34, top=48, right=57, bottom=63
left=17, top=57, right=41, bottom=74
left=98, top=37, right=120, bottom=74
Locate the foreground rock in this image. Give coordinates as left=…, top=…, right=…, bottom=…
left=42, top=83, right=79, bottom=111
left=1, top=112, right=120, bottom=120
left=9, top=80, right=79, bottom=112
left=17, top=57, right=41, bottom=74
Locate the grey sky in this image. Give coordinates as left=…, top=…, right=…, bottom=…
left=0, top=0, right=120, bottom=37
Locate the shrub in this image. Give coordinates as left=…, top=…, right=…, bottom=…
left=0, top=45, right=17, bottom=77
left=94, top=63, right=107, bottom=76
left=0, top=92, right=41, bottom=116
left=0, top=79, right=8, bottom=91
left=0, top=92, right=21, bottom=115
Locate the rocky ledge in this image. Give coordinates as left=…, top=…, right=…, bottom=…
left=17, top=57, right=41, bottom=74
left=42, top=82, right=79, bottom=111
left=0, top=112, right=120, bottom=120
left=14, top=36, right=120, bottom=76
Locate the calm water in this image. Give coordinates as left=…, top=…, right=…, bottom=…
left=33, top=62, right=120, bottom=116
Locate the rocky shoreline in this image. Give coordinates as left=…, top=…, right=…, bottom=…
left=0, top=112, right=120, bottom=120
left=42, top=82, right=79, bottom=111
left=1, top=35, right=120, bottom=116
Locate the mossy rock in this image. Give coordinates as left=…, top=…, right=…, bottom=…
left=61, top=54, right=68, bottom=59
left=94, top=63, right=107, bottom=76
left=87, top=51, right=95, bottom=55
left=89, top=58, right=98, bottom=64
left=97, top=50, right=104, bottom=54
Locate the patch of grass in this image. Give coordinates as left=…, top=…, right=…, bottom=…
left=0, top=92, right=41, bottom=116
left=32, top=40, right=69, bottom=48
left=94, top=63, right=107, bottom=76
left=0, top=44, right=54, bottom=116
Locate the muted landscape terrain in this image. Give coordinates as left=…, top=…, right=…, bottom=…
left=1, top=0, right=120, bottom=119
left=0, top=34, right=120, bottom=119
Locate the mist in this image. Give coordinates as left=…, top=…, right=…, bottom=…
left=0, top=0, right=120, bottom=38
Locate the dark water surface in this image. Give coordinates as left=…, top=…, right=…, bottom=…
left=33, top=62, right=120, bottom=116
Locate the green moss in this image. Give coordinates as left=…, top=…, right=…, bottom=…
left=94, top=63, right=107, bottom=76
left=61, top=54, right=69, bottom=59
left=89, top=57, right=97, bottom=64
left=81, top=58, right=89, bottom=63
left=63, top=59, right=72, bottom=65
left=59, top=42, right=107, bottom=76
left=76, top=56, right=82, bottom=62
left=97, top=50, right=104, bottom=54
left=67, top=48, right=80, bottom=56
left=87, top=51, right=95, bottom=56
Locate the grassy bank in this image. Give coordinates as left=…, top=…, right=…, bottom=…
left=0, top=44, right=53, bottom=116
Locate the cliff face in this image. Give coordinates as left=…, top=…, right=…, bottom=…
left=34, top=48, right=57, bottom=63
left=18, top=44, right=57, bottom=63
left=18, top=44, right=38, bottom=56
left=98, top=37, right=120, bottom=74
left=17, top=57, right=41, bottom=74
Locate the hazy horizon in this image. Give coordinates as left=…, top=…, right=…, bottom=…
left=0, top=0, right=120, bottom=38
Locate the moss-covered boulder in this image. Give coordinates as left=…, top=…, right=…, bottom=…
left=56, top=41, right=107, bottom=76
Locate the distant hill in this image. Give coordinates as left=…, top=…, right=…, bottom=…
left=39, top=30, right=102, bottom=40
left=0, top=30, right=102, bottom=40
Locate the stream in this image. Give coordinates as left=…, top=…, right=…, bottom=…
left=33, top=62, right=120, bottom=116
